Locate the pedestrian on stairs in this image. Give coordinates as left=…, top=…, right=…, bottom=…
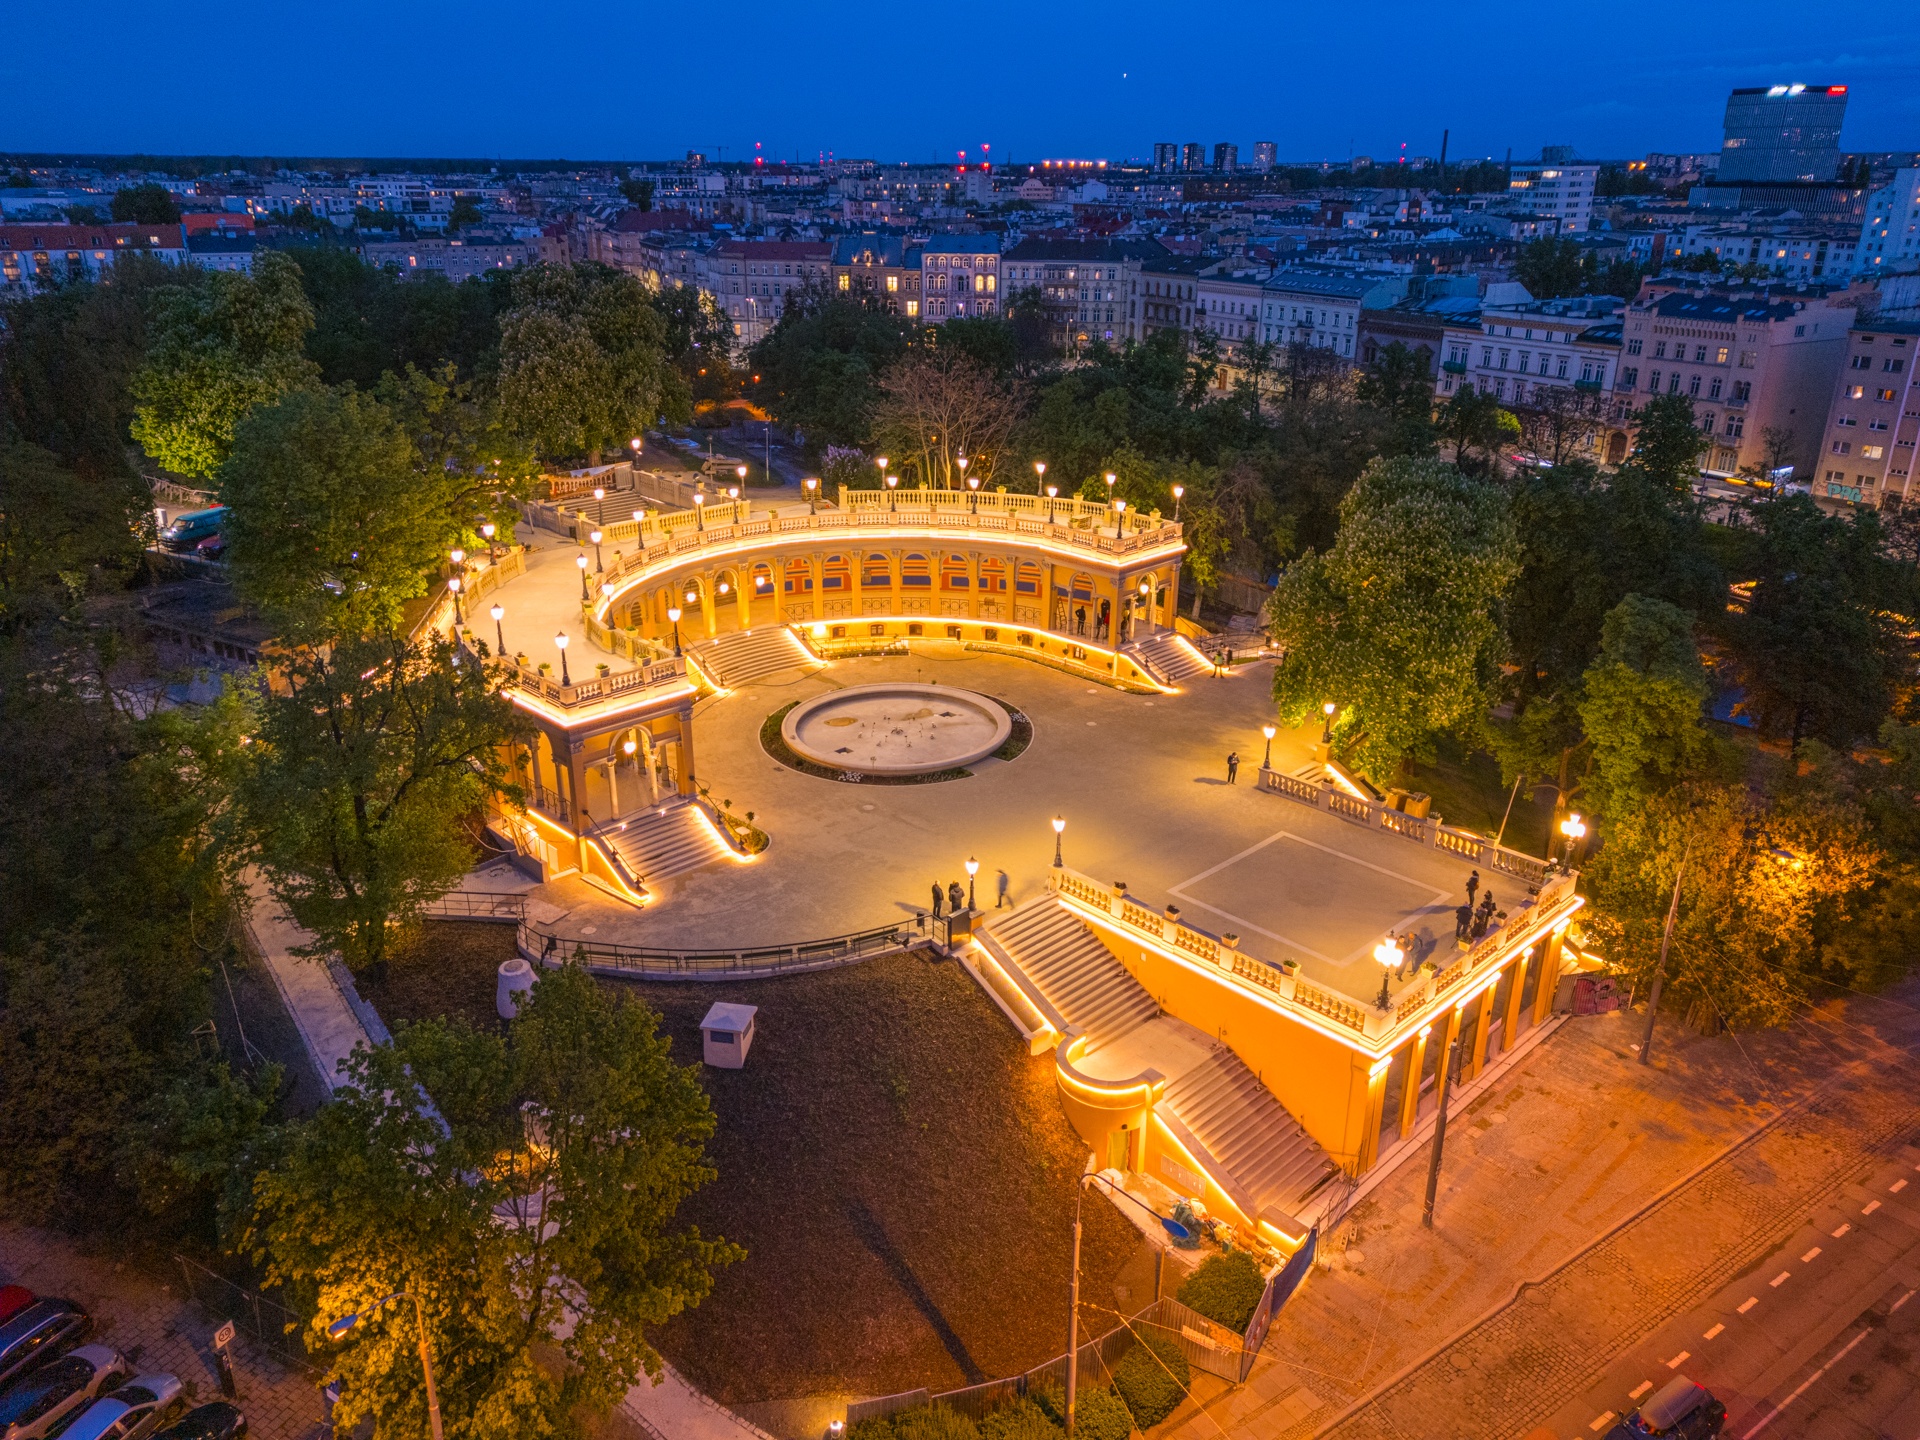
left=1226, top=750, right=1240, bottom=784
left=930, top=882, right=944, bottom=918
left=996, top=869, right=1011, bottom=908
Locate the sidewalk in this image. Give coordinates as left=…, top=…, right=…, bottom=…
left=246, top=874, right=380, bottom=1093
left=1150, top=1005, right=1865, bottom=1440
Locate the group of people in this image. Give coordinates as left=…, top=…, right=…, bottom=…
left=928, top=869, right=1012, bottom=919
left=1071, top=599, right=1113, bottom=640
left=1452, top=869, right=1502, bottom=943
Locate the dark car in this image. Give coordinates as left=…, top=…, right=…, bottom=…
left=0, top=1346, right=128, bottom=1440
left=149, top=1404, right=245, bottom=1440
left=0, top=1303, right=90, bottom=1390
left=1606, top=1375, right=1726, bottom=1438
left=158, top=508, right=227, bottom=554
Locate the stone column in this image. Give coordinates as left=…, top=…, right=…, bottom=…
left=1504, top=949, right=1533, bottom=1051
left=675, top=706, right=696, bottom=796
left=1355, top=1059, right=1390, bottom=1175
left=1398, top=1028, right=1430, bottom=1138
left=699, top=573, right=718, bottom=638
left=849, top=548, right=864, bottom=614
left=1533, top=928, right=1567, bottom=1025
left=735, top=572, right=752, bottom=632
left=968, top=551, right=982, bottom=620
left=1468, top=984, right=1496, bottom=1080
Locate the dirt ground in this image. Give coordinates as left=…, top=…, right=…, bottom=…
left=367, top=924, right=1143, bottom=1405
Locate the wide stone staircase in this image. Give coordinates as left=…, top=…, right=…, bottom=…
left=978, top=897, right=1337, bottom=1222
left=596, top=802, right=731, bottom=887
left=689, top=626, right=819, bottom=688
left=1124, top=630, right=1214, bottom=685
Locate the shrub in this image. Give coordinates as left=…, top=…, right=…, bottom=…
left=1176, top=1250, right=1268, bottom=1332
left=848, top=1419, right=895, bottom=1440
left=1111, top=1332, right=1190, bottom=1429
left=1076, top=1387, right=1135, bottom=1440
left=981, top=1398, right=1063, bottom=1440
left=893, top=1407, right=981, bottom=1440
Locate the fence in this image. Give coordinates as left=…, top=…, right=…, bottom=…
left=173, top=1255, right=321, bottom=1379
left=521, top=918, right=914, bottom=980
left=422, top=890, right=530, bottom=923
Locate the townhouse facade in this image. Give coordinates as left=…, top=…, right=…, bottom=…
left=360, top=231, right=541, bottom=282
left=1814, top=320, right=1920, bottom=506
left=1002, top=237, right=1158, bottom=348
left=1192, top=265, right=1269, bottom=354
left=0, top=222, right=187, bottom=292
left=829, top=234, right=921, bottom=317
left=1613, top=285, right=1859, bottom=479
left=709, top=239, right=833, bottom=345
left=1132, top=255, right=1209, bottom=342
left=1259, top=270, right=1400, bottom=359
left=918, top=234, right=1002, bottom=324
left=1441, top=295, right=1628, bottom=461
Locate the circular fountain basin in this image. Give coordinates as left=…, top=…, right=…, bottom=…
left=781, top=683, right=1013, bottom=776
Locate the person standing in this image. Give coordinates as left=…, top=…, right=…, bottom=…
left=931, top=882, right=944, bottom=918
left=996, top=869, right=1011, bottom=908
left=948, top=880, right=965, bottom=915
left=1226, top=750, right=1240, bottom=784
left=1465, top=869, right=1480, bottom=907
left=1454, top=903, right=1472, bottom=941
left=1075, top=604, right=1087, bottom=636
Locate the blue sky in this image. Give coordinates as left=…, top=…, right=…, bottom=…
left=4, top=1, right=1917, bottom=165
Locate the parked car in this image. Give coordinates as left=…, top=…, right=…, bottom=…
left=158, top=508, right=227, bottom=554
left=0, top=1303, right=90, bottom=1390
left=149, top=1404, right=244, bottom=1440
left=191, top=532, right=227, bottom=562
left=0, top=1347, right=128, bottom=1440
left=1605, top=1375, right=1726, bottom=1437
left=0, top=1296, right=30, bottom=1329
left=51, top=1376, right=181, bottom=1440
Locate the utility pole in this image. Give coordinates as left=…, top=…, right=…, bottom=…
left=1422, top=1027, right=1463, bottom=1228
left=1640, top=845, right=1690, bottom=1066
left=1065, top=1180, right=1083, bottom=1435
left=1438, top=128, right=1449, bottom=191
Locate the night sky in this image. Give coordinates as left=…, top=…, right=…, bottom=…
left=5, top=0, right=1917, bottom=164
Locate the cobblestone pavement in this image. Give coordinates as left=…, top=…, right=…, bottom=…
left=0, top=1226, right=328, bottom=1440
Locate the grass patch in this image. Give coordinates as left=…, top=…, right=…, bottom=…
left=1402, top=733, right=1554, bottom=858
left=988, top=697, right=1033, bottom=761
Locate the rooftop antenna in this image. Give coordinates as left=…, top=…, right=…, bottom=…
left=1438, top=128, right=1449, bottom=189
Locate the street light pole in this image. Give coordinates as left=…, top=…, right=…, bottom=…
left=1640, top=844, right=1690, bottom=1066
left=1113, top=499, right=1126, bottom=538
left=590, top=528, right=604, bottom=571
left=667, top=606, right=683, bottom=656
left=576, top=553, right=589, bottom=601
left=555, top=632, right=571, bottom=686
left=1261, top=723, right=1276, bottom=770
left=491, top=604, right=505, bottom=657
left=329, top=1292, right=444, bottom=1440
left=1052, top=816, right=1065, bottom=868
left=1422, top=1024, right=1463, bottom=1228
left=965, top=855, right=979, bottom=910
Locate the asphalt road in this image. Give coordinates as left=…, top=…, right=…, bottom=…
left=1544, top=1135, right=1920, bottom=1439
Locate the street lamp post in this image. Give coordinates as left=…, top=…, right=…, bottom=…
left=1262, top=723, right=1276, bottom=770
left=667, top=606, right=683, bottom=656
left=1321, top=701, right=1337, bottom=743
left=1052, top=816, right=1066, bottom=868
left=1034, top=461, right=1047, bottom=501
left=447, top=576, right=464, bottom=625
left=886, top=474, right=898, bottom=511
left=967, top=475, right=980, bottom=512
left=1172, top=484, right=1184, bottom=523
left=965, top=856, right=979, bottom=910
left=491, top=604, right=505, bottom=657
left=1373, top=934, right=1403, bottom=1010
left=956, top=455, right=969, bottom=495
left=590, top=528, right=604, bottom=572
left=1559, top=813, right=1587, bottom=867
left=694, top=493, right=705, bottom=531
left=326, top=1292, right=443, bottom=1440
left=737, top=464, right=748, bottom=502
left=576, top=553, right=589, bottom=601
left=1113, top=498, right=1126, bottom=538
left=875, top=456, right=889, bottom=494
left=480, top=522, right=497, bottom=565
left=555, top=631, right=571, bottom=686
left=593, top=486, right=605, bottom=505
left=1422, top=1020, right=1465, bottom=1228
left=804, top=477, right=818, bottom=513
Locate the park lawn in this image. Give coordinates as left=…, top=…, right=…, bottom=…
left=367, top=928, right=1141, bottom=1405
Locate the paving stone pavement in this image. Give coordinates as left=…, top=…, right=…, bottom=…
left=1315, top=1043, right=1920, bottom=1439
left=0, top=1225, right=328, bottom=1440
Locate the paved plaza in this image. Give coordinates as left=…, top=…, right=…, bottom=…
left=515, top=647, right=1497, bottom=1006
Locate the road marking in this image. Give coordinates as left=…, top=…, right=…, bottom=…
left=1739, top=1328, right=1870, bottom=1438
left=1801, top=1246, right=1822, bottom=1262
left=1770, top=1271, right=1791, bottom=1287
left=1738, top=1297, right=1759, bottom=1313
left=1896, top=1290, right=1917, bottom=1313
left=1832, top=1223, right=1851, bottom=1238
left=1864, top=1200, right=1882, bottom=1214
left=1894, top=1179, right=1909, bottom=1193
left=1704, top=1324, right=1725, bottom=1340
left=1630, top=1381, right=1653, bottom=1399
left=1589, top=1413, right=1616, bottom=1432
left=1666, top=1351, right=1691, bottom=1368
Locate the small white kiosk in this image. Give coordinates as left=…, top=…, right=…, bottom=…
left=700, top=1003, right=758, bottom=1069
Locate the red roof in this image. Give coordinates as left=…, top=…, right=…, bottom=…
left=0, top=222, right=183, bottom=250
left=182, top=212, right=254, bottom=234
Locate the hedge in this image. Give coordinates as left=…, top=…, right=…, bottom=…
left=1175, top=1250, right=1268, bottom=1332
left=1111, top=1331, right=1191, bottom=1428
left=980, top=1398, right=1063, bottom=1440
left=1029, top=1380, right=1131, bottom=1440
left=892, top=1408, right=981, bottom=1440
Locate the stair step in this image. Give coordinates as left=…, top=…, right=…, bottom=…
left=601, top=804, right=731, bottom=884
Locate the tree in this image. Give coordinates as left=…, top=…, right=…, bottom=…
left=496, top=263, right=686, bottom=463
left=747, top=293, right=911, bottom=449
left=620, top=178, right=656, bottom=212
left=1576, top=595, right=1715, bottom=822
left=249, top=965, right=737, bottom=1440
left=0, top=441, right=145, bottom=633
left=1513, top=238, right=1587, bottom=300
left=111, top=182, right=182, bottom=225
left=1722, top=493, right=1898, bottom=749
left=241, top=630, right=530, bottom=976
left=220, top=386, right=469, bottom=635
left=295, top=249, right=506, bottom=390
left=1630, top=394, right=1709, bottom=490
left=447, top=197, right=484, bottom=231
left=1355, top=342, right=1437, bottom=458
left=1436, top=386, right=1519, bottom=477
left=131, top=251, right=320, bottom=478
left=868, top=348, right=1023, bottom=489
left=1511, top=386, right=1603, bottom=468
left=648, top=280, right=737, bottom=407
left=1267, top=457, right=1520, bottom=779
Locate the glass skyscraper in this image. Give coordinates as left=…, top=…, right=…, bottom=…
left=1719, top=84, right=1848, bottom=183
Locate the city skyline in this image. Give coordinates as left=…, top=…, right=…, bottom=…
left=3, top=0, right=1918, bottom=163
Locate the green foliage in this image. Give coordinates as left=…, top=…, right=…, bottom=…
left=1268, top=457, right=1519, bottom=779
left=447, top=197, right=484, bottom=230
left=620, top=179, right=656, bottom=212
left=979, top=1398, right=1063, bottom=1440
left=131, top=251, right=321, bottom=477
left=295, top=248, right=505, bottom=390
left=1355, top=342, right=1438, bottom=458
left=240, top=630, right=531, bottom=973
left=1175, top=1249, right=1267, bottom=1332
left=1513, top=238, right=1588, bottom=301
left=248, top=965, right=737, bottom=1440
left=0, top=441, right=146, bottom=633
left=748, top=294, right=913, bottom=449
left=938, top=316, right=1021, bottom=380
left=497, top=262, right=687, bottom=462
left=1436, top=386, right=1519, bottom=477
left=1111, top=1331, right=1190, bottom=1428
left=892, top=1407, right=981, bottom=1440
left=219, top=385, right=462, bottom=633
left=1576, top=595, right=1715, bottom=822
left=1075, top=1388, right=1134, bottom=1440
left=111, top=182, right=182, bottom=224
left=1629, top=395, right=1710, bottom=491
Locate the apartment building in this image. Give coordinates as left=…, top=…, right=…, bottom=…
left=1133, top=255, right=1211, bottom=342
left=1505, top=163, right=1599, bottom=232
left=1680, top=220, right=1858, bottom=282
left=829, top=234, right=921, bottom=318
left=1260, top=270, right=1400, bottom=359
left=0, top=222, right=186, bottom=292
left=1004, top=236, right=1156, bottom=347
left=1855, top=169, right=1920, bottom=275
left=360, top=230, right=539, bottom=282
left=918, top=234, right=1001, bottom=323
left=1815, top=320, right=1920, bottom=506
left=709, top=239, right=833, bottom=344
left=1441, top=295, right=1626, bottom=457
left=1193, top=265, right=1269, bottom=354
left=1614, top=284, right=1860, bottom=478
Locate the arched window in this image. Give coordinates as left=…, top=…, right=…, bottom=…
left=821, top=554, right=850, bottom=590
left=1069, top=571, right=1096, bottom=600
left=783, top=558, right=813, bottom=594
left=861, top=552, right=893, bottom=587
left=941, top=554, right=971, bottom=590
left=901, top=553, right=931, bottom=588
left=1015, top=560, right=1042, bottom=595
left=750, top=561, right=774, bottom=596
